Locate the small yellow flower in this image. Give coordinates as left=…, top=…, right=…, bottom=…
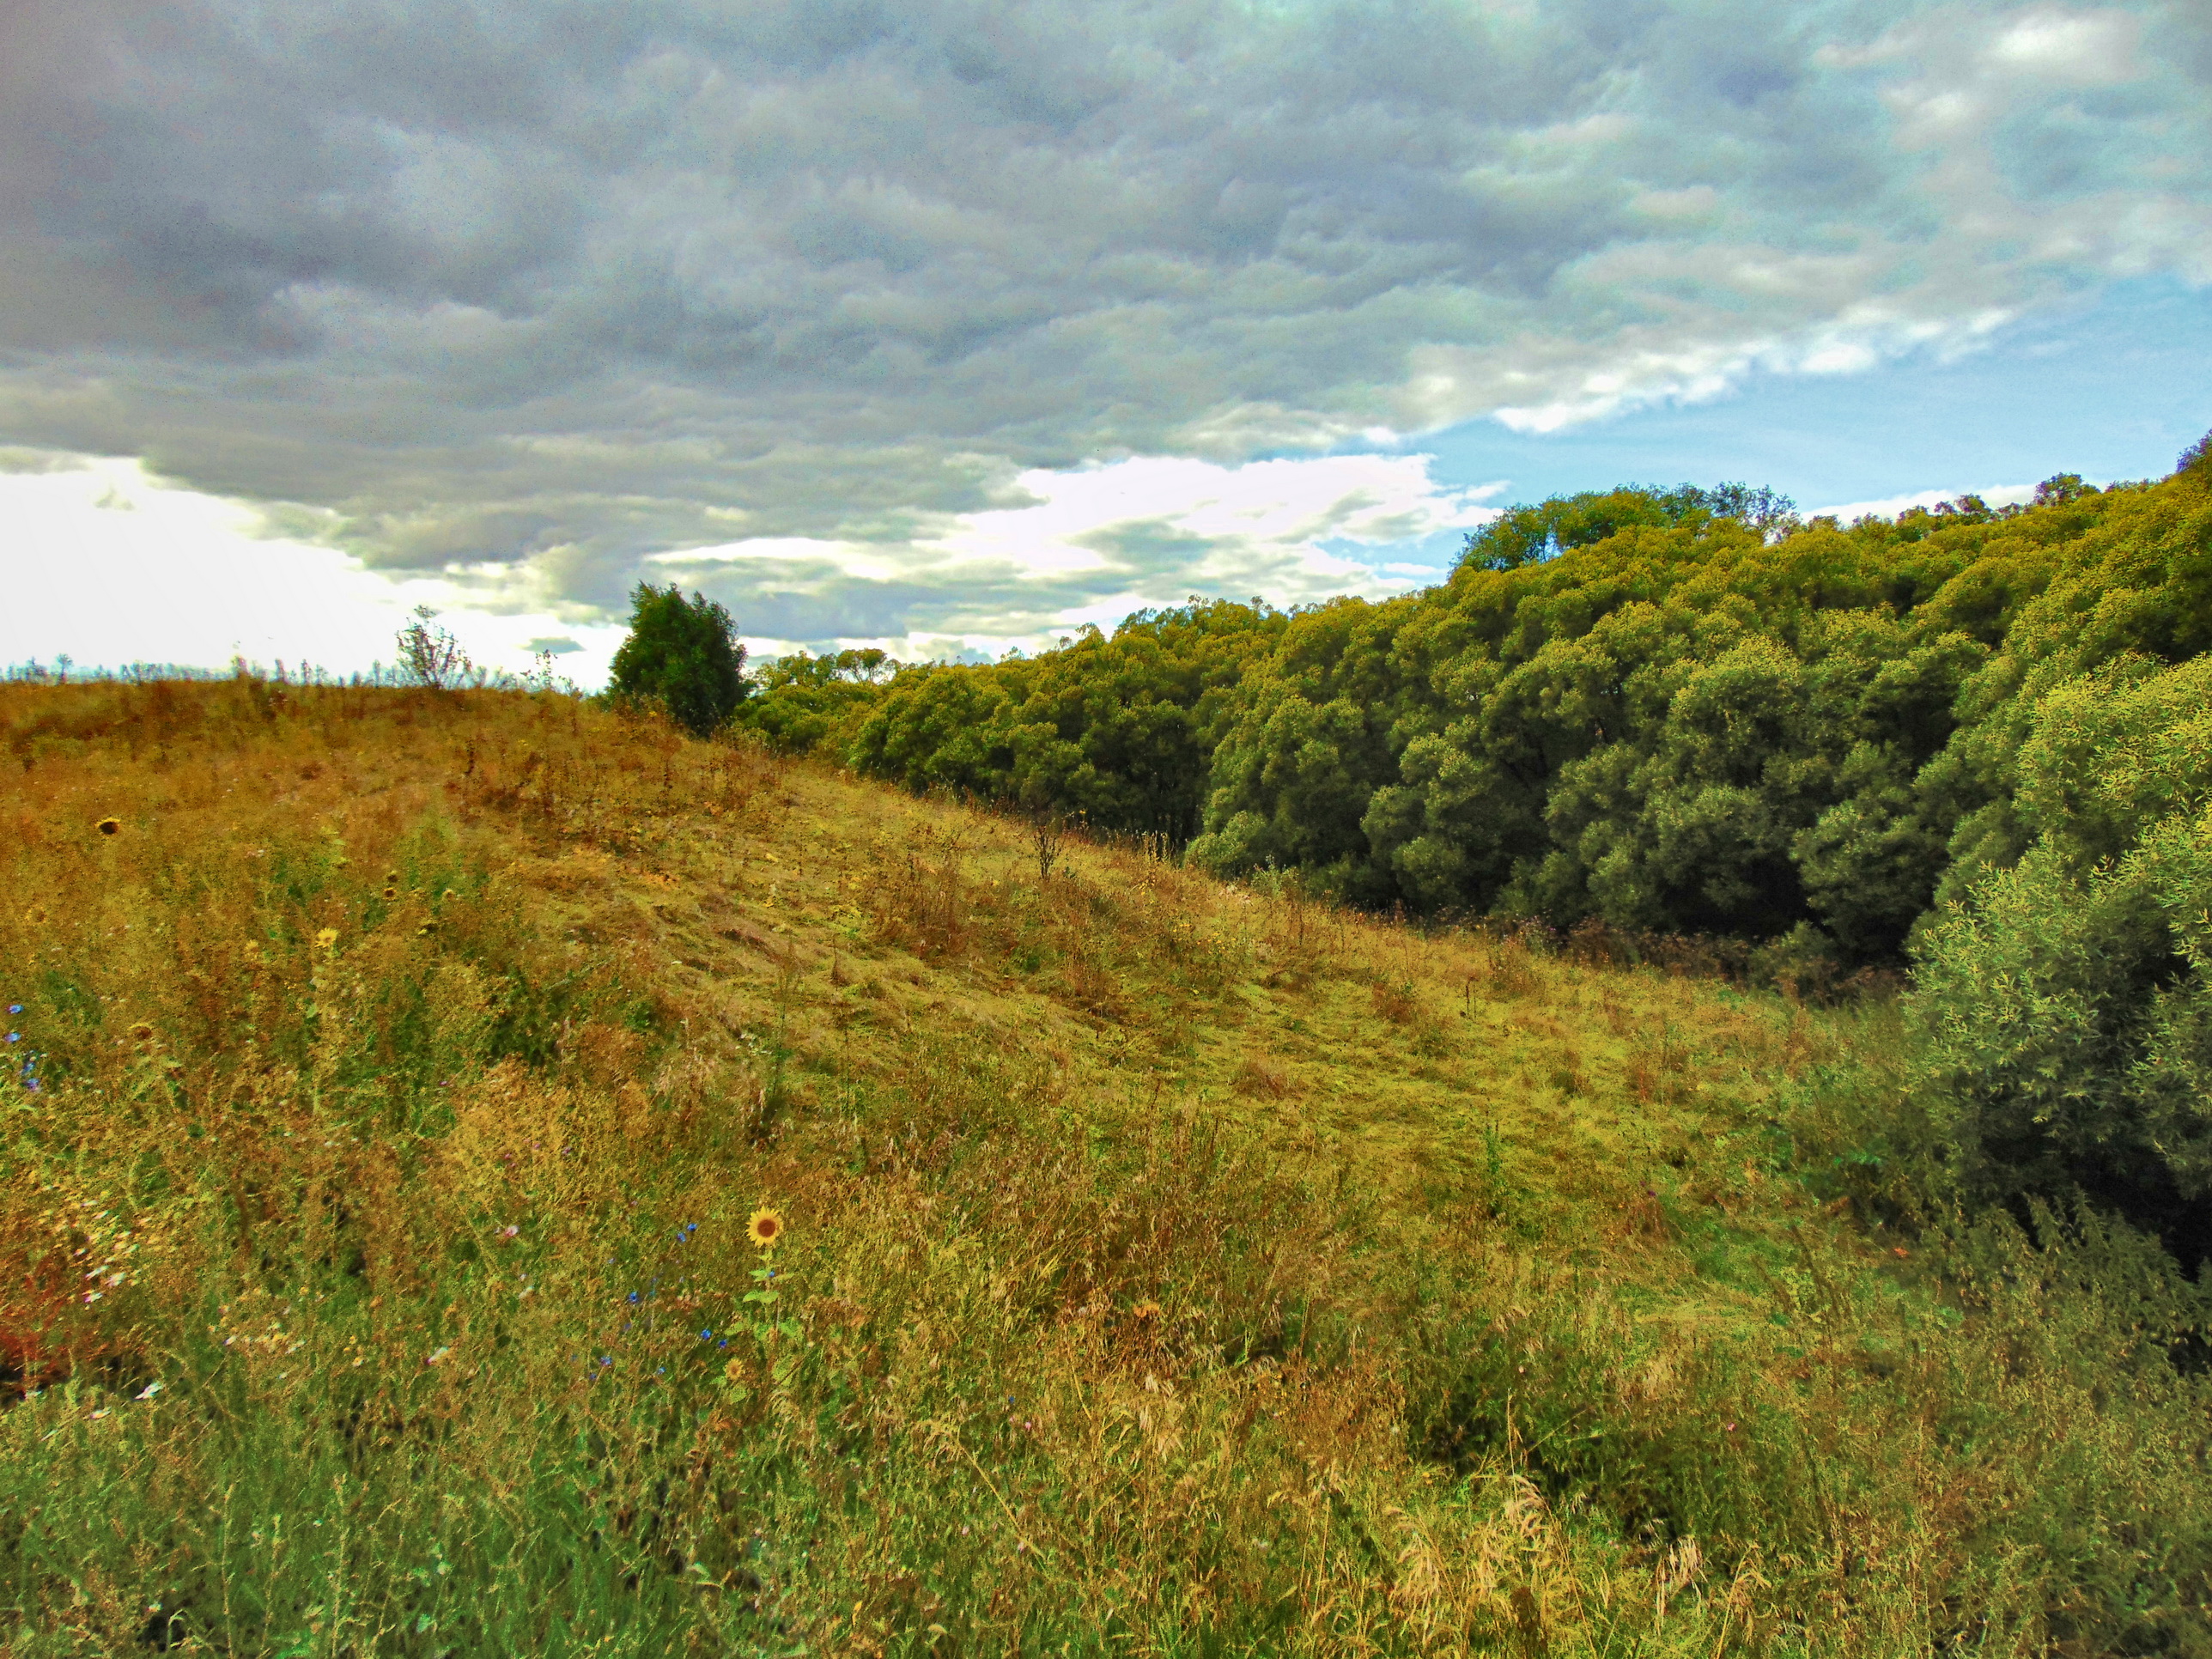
left=723, top=1355, right=750, bottom=1384
left=95, top=817, right=121, bottom=836
left=315, top=927, right=339, bottom=950
left=746, top=1206, right=784, bottom=1250
left=382, top=885, right=398, bottom=900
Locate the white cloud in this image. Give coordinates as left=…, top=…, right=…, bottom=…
left=1990, top=9, right=2141, bottom=80
left=1809, top=483, right=2041, bottom=521
left=0, top=453, right=628, bottom=684
left=647, top=451, right=1501, bottom=661
left=0, top=445, right=1498, bottom=681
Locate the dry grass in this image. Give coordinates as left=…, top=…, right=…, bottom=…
left=0, top=678, right=2206, bottom=1657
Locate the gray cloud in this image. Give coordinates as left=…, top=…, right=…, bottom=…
left=3, top=0, right=2207, bottom=641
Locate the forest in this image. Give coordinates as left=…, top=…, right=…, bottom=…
left=740, top=438, right=2212, bottom=1258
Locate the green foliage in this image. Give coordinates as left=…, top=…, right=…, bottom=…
left=608, top=584, right=749, bottom=738
left=847, top=599, right=1285, bottom=836
left=732, top=647, right=899, bottom=755
left=1195, top=463, right=2212, bottom=969
left=1906, top=653, right=2212, bottom=1249
left=1457, top=480, right=1799, bottom=571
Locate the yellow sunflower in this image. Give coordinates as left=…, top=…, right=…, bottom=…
left=746, top=1206, right=785, bottom=1250
left=315, top=927, right=339, bottom=951
left=95, top=817, right=121, bottom=836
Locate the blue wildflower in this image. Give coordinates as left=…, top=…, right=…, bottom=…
left=699, top=1328, right=713, bottom=1341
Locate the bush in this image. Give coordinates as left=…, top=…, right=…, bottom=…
left=1907, top=654, right=2212, bottom=1258
left=607, top=584, right=748, bottom=738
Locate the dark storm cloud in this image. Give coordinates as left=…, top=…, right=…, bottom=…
left=2, top=0, right=2206, bottom=641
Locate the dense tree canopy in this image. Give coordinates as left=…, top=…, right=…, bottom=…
left=836, top=599, right=1287, bottom=837
left=1458, top=481, right=1801, bottom=571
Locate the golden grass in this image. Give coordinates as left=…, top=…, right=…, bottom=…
left=0, top=678, right=2206, bottom=1656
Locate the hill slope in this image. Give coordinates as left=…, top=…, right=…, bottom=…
left=2, top=681, right=2207, bottom=1656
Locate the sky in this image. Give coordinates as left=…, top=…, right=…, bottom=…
left=3, top=0, right=2208, bottom=687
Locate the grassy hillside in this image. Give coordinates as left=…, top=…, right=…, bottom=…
left=3, top=679, right=2208, bottom=1656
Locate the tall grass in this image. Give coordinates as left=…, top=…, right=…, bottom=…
left=1, top=679, right=2207, bottom=1656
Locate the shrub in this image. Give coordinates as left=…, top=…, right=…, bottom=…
left=607, top=583, right=748, bottom=738
left=1907, top=655, right=2212, bottom=1258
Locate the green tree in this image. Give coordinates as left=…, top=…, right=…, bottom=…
left=607, top=584, right=750, bottom=738
left=734, top=648, right=900, bottom=755
left=1458, top=482, right=1796, bottom=571
left=848, top=599, right=1285, bottom=838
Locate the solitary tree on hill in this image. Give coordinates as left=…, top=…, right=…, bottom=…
left=608, top=583, right=749, bottom=737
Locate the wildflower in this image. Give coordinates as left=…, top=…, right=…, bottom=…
left=746, top=1206, right=784, bottom=1249
left=1131, top=1300, right=1162, bottom=1322
left=4, top=1034, right=15, bottom=1045
left=315, top=927, right=338, bottom=950
left=96, top=817, right=121, bottom=836
left=5, top=1006, right=19, bottom=1015
left=723, top=1355, right=747, bottom=1383
left=698, top=1328, right=714, bottom=1341
left=129, top=1022, right=154, bottom=1042
left=382, top=886, right=398, bottom=901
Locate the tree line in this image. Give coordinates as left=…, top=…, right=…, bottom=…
left=608, top=437, right=2212, bottom=1249
left=718, top=451, right=2201, bottom=956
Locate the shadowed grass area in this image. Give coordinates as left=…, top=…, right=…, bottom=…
left=1, top=678, right=2207, bottom=1656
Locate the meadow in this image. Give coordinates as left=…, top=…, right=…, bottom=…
left=2, top=677, right=2207, bottom=1656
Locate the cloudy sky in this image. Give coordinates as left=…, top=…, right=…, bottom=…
left=3, top=0, right=2208, bottom=684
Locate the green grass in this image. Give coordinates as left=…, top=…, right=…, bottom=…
left=1, top=678, right=2208, bottom=1656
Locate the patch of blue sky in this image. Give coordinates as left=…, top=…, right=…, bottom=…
left=1338, top=275, right=2211, bottom=542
